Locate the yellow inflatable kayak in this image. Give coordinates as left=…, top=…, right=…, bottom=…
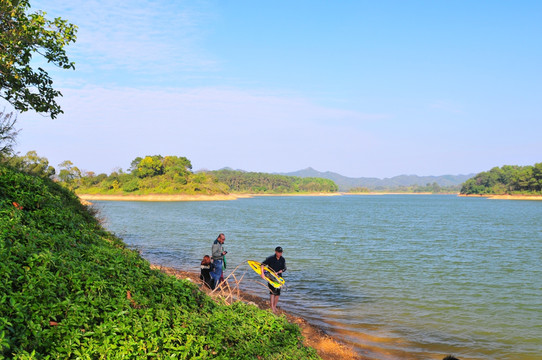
left=247, top=260, right=285, bottom=288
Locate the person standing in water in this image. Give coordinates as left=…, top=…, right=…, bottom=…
left=261, top=246, right=286, bottom=313
left=211, top=233, right=227, bottom=287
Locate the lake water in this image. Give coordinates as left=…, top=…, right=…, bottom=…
left=93, top=195, right=542, bottom=360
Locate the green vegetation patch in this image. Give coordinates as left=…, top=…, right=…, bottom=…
left=207, top=169, right=339, bottom=194
left=74, top=155, right=230, bottom=196
left=460, top=163, right=542, bottom=195
left=0, top=165, right=319, bottom=359
left=3, top=152, right=340, bottom=196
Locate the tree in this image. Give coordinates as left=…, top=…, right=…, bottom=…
left=533, top=163, right=542, bottom=192
left=128, top=157, right=143, bottom=175
left=4, top=150, right=55, bottom=177
left=137, top=156, right=163, bottom=178
left=0, top=0, right=77, bottom=118
left=0, top=109, right=19, bottom=156
left=58, top=159, right=81, bottom=183
left=163, top=155, right=192, bottom=177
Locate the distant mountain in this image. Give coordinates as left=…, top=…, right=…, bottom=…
left=281, top=167, right=475, bottom=191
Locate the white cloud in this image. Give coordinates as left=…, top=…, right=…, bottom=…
left=15, top=83, right=539, bottom=178
left=33, top=0, right=217, bottom=78
left=16, top=86, right=381, bottom=174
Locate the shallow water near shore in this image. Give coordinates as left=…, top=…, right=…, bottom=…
left=94, top=195, right=542, bottom=359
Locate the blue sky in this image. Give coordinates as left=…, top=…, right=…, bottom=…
left=7, top=0, right=542, bottom=178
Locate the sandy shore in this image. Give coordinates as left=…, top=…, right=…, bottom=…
left=78, top=193, right=243, bottom=202
left=458, top=194, right=542, bottom=201
left=78, top=192, right=341, bottom=202
left=80, top=192, right=542, bottom=203
left=78, top=192, right=463, bottom=203
left=245, top=192, right=343, bottom=197
left=150, top=264, right=363, bottom=360
left=345, top=192, right=437, bottom=195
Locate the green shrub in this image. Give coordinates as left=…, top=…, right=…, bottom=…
left=121, top=179, right=140, bottom=192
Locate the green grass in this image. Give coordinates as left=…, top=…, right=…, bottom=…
left=0, top=165, right=319, bottom=359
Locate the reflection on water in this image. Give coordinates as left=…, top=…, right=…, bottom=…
left=94, top=195, right=542, bottom=360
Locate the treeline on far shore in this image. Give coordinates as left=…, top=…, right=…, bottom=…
left=348, top=183, right=461, bottom=194
left=206, top=169, right=338, bottom=193
left=460, top=163, right=542, bottom=195
left=1, top=151, right=339, bottom=195
left=6, top=151, right=539, bottom=197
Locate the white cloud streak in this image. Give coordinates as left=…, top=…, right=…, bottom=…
left=16, top=86, right=381, bottom=174
left=34, top=0, right=217, bottom=77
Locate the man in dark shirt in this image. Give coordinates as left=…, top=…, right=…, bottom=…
left=211, top=233, right=227, bottom=287
left=261, top=246, right=286, bottom=313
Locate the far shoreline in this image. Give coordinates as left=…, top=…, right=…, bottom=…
left=78, top=193, right=243, bottom=202
left=77, top=192, right=343, bottom=202
left=344, top=192, right=453, bottom=195
left=78, top=192, right=451, bottom=202
left=458, top=194, right=542, bottom=201
left=78, top=192, right=542, bottom=202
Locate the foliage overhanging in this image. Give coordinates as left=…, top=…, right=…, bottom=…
left=0, top=0, right=77, bottom=118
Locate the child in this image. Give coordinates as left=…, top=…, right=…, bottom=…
left=200, top=255, right=215, bottom=289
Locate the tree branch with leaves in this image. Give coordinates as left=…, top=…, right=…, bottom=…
left=0, top=109, right=19, bottom=156
left=0, top=0, right=77, bottom=118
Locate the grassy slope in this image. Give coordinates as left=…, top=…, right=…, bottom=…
left=0, top=165, right=318, bottom=359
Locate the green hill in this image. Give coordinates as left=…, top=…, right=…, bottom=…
left=0, top=164, right=318, bottom=359
left=460, top=163, right=542, bottom=195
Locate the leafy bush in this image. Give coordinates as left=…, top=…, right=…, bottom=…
left=121, top=178, right=140, bottom=192
left=0, top=165, right=319, bottom=359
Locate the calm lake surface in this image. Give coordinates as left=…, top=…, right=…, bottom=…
left=93, top=195, right=542, bottom=360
